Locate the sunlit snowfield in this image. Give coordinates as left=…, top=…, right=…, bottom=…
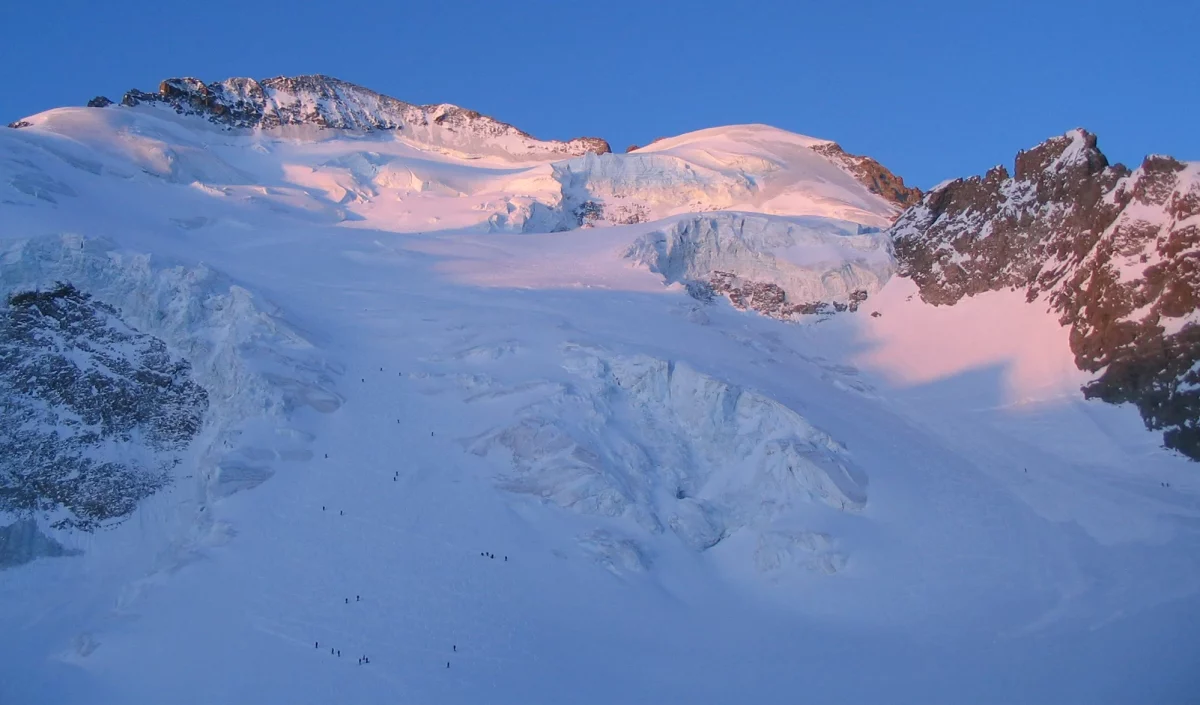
left=2, top=102, right=1198, bottom=704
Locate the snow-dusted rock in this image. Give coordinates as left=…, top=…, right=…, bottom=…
left=115, top=75, right=610, bottom=160
left=0, top=234, right=336, bottom=547
left=892, top=129, right=1200, bottom=458
left=0, top=282, right=206, bottom=531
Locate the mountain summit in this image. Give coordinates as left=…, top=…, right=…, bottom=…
left=1, top=77, right=1198, bottom=705
left=77, top=75, right=921, bottom=214
left=104, top=74, right=611, bottom=160
left=892, top=129, right=1200, bottom=458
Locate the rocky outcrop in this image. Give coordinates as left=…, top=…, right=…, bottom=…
left=567, top=199, right=648, bottom=229
left=0, top=283, right=208, bottom=531
left=625, top=137, right=668, bottom=153
left=86, top=96, right=113, bottom=108
left=812, top=142, right=922, bottom=209
left=708, top=272, right=868, bottom=318
left=891, top=129, right=1200, bottom=459
left=118, top=75, right=610, bottom=158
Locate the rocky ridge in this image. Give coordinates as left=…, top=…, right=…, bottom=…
left=811, top=142, right=922, bottom=209
left=891, top=129, right=1200, bottom=459
left=104, top=75, right=611, bottom=159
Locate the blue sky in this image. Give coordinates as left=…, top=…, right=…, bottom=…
left=2, top=0, right=1195, bottom=188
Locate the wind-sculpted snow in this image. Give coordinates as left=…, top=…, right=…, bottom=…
left=470, top=344, right=866, bottom=558
left=5, top=104, right=907, bottom=246
left=754, top=530, right=845, bottom=576
left=1, top=137, right=86, bottom=206
left=534, top=126, right=909, bottom=231
left=95, top=78, right=910, bottom=223
left=630, top=124, right=910, bottom=225
left=626, top=213, right=892, bottom=318
left=547, top=151, right=756, bottom=228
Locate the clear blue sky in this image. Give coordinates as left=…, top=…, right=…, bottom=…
left=2, top=0, right=1195, bottom=188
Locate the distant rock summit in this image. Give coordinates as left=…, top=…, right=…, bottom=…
left=891, top=129, right=1200, bottom=459
left=98, top=75, right=611, bottom=159
left=812, top=142, right=921, bottom=209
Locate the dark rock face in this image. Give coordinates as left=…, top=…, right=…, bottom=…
left=6, top=120, right=31, bottom=129
left=574, top=200, right=606, bottom=227
left=812, top=142, right=922, bottom=209
left=0, top=283, right=208, bottom=531
left=86, top=96, right=113, bottom=108
left=892, top=130, right=1129, bottom=305
left=0, top=519, right=79, bottom=569
left=708, top=271, right=867, bottom=319
left=124, top=76, right=358, bottom=130
left=569, top=199, right=648, bottom=228
left=118, top=75, right=611, bottom=156
left=891, top=129, right=1200, bottom=459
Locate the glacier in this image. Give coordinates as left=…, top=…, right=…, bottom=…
left=1, top=88, right=1198, bottom=705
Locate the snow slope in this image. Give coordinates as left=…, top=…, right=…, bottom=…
left=630, top=124, right=900, bottom=225
left=2, top=99, right=1199, bottom=705
left=9, top=106, right=901, bottom=233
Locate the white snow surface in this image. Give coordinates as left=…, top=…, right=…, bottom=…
left=629, top=124, right=898, bottom=226
left=11, top=109, right=898, bottom=236
left=625, top=212, right=893, bottom=306
left=1, top=106, right=1199, bottom=704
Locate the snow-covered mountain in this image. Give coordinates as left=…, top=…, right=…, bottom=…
left=2, top=77, right=1198, bottom=704
left=101, top=75, right=612, bottom=160
left=7, top=77, right=914, bottom=314
left=893, top=129, right=1200, bottom=459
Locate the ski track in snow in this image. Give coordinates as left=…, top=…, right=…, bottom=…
left=1, top=106, right=1199, bottom=704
